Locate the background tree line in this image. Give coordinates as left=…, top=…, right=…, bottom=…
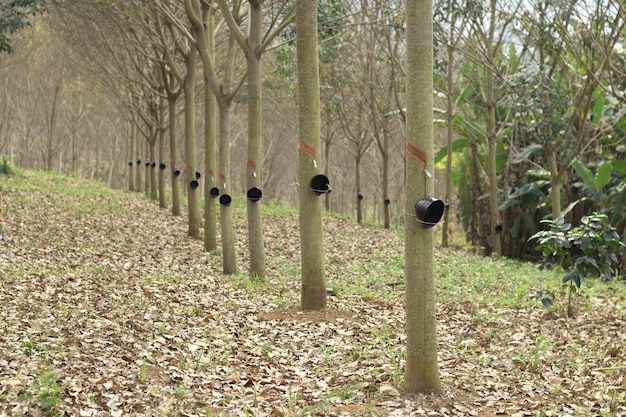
left=1, top=0, right=626, bottom=273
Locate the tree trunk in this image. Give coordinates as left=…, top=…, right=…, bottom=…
left=404, top=0, right=442, bottom=394
left=246, top=0, right=266, bottom=279
left=187, top=0, right=237, bottom=268
left=133, top=123, right=141, bottom=192
left=219, top=95, right=237, bottom=274
left=128, top=122, right=135, bottom=192
left=71, top=130, right=77, bottom=174
left=485, top=0, right=501, bottom=256
left=168, top=97, right=181, bottom=216
left=324, top=140, right=331, bottom=211
left=356, top=155, right=362, bottom=223
left=203, top=81, right=218, bottom=251
left=184, top=47, right=201, bottom=238
left=442, top=43, right=454, bottom=247
left=382, top=145, right=389, bottom=229
left=158, top=98, right=167, bottom=209
left=296, top=0, right=326, bottom=311
left=546, top=147, right=561, bottom=218
left=144, top=139, right=150, bottom=196
left=46, top=81, right=62, bottom=172
left=149, top=136, right=157, bottom=200
left=201, top=4, right=218, bottom=252
left=486, top=71, right=501, bottom=255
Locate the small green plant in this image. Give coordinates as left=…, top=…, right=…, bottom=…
left=516, top=335, right=552, bottom=371
left=23, top=338, right=39, bottom=356
left=286, top=386, right=300, bottom=414
left=19, top=367, right=65, bottom=414
left=530, top=289, right=555, bottom=309
left=530, top=214, right=624, bottom=316
left=333, top=385, right=356, bottom=400
left=138, top=360, right=147, bottom=382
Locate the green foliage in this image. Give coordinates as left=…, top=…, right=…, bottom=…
left=530, top=214, right=625, bottom=315
left=18, top=366, right=65, bottom=414
left=572, top=159, right=613, bottom=201
left=0, top=155, right=13, bottom=175
left=0, top=0, right=48, bottom=54
left=571, top=159, right=626, bottom=228
left=504, top=67, right=574, bottom=149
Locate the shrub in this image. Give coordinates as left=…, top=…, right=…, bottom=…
left=530, top=214, right=625, bottom=316
left=0, top=155, right=13, bottom=175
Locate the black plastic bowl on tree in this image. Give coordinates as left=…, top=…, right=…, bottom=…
left=415, top=198, right=444, bottom=229
left=247, top=187, right=262, bottom=202
left=309, top=174, right=331, bottom=196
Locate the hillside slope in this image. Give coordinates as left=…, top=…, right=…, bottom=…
left=1, top=170, right=625, bottom=416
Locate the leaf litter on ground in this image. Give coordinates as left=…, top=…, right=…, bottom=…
left=0, top=170, right=624, bottom=417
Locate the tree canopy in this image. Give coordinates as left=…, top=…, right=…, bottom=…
left=0, top=0, right=47, bottom=54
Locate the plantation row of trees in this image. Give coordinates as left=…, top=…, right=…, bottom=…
left=2, top=0, right=444, bottom=393
left=3, top=1, right=625, bottom=268
left=2, top=0, right=624, bottom=394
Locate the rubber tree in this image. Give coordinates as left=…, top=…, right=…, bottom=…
left=201, top=4, right=218, bottom=253
left=156, top=15, right=185, bottom=217
left=183, top=0, right=218, bottom=251
left=465, top=0, right=511, bottom=256
left=153, top=0, right=201, bottom=238
left=404, top=0, right=442, bottom=394
left=216, top=0, right=293, bottom=278
left=375, top=0, right=406, bottom=230
left=296, top=0, right=327, bottom=311
left=185, top=0, right=245, bottom=272
left=128, top=120, right=135, bottom=191
left=363, top=0, right=404, bottom=229
left=183, top=45, right=201, bottom=238
left=133, top=120, right=142, bottom=191
left=434, top=0, right=468, bottom=247
left=157, top=92, right=167, bottom=209
left=337, top=98, right=373, bottom=224
left=142, top=94, right=160, bottom=201
left=161, top=62, right=183, bottom=217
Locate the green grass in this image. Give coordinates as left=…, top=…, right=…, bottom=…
left=434, top=250, right=563, bottom=307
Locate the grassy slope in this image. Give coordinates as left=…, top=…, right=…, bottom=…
left=0, top=169, right=625, bottom=417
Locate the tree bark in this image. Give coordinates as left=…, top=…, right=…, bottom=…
left=149, top=137, right=157, bottom=200
left=184, top=46, right=200, bottom=238
left=404, top=0, right=442, bottom=394
left=168, top=96, right=181, bottom=216
left=144, top=138, right=150, bottom=195
left=187, top=0, right=238, bottom=270
left=219, top=95, right=237, bottom=274
left=158, top=98, right=166, bottom=209
left=442, top=42, right=454, bottom=247
left=245, top=0, right=266, bottom=279
left=202, top=6, right=218, bottom=253
left=486, top=67, right=501, bottom=255
left=324, top=140, right=331, bottom=211
left=356, top=155, right=362, bottom=223
left=128, top=121, right=135, bottom=192
left=296, top=0, right=326, bottom=311
left=546, top=147, right=561, bottom=218
left=133, top=123, right=142, bottom=192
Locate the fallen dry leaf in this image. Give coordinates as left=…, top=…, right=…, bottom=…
left=0, top=172, right=624, bottom=417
